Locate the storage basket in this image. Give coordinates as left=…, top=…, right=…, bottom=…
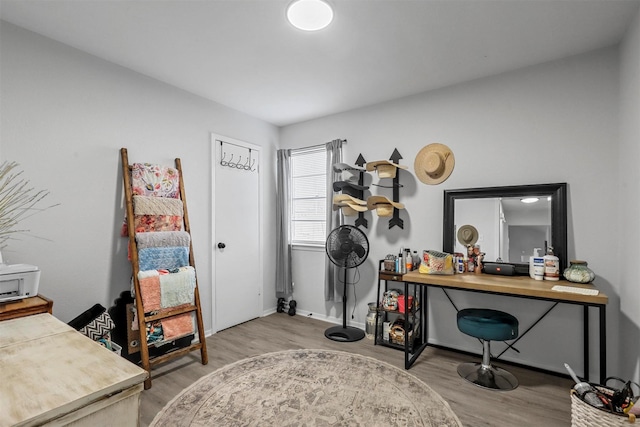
left=111, top=341, right=122, bottom=356
left=571, top=390, right=636, bottom=426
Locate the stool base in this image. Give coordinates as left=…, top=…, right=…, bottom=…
left=457, top=362, right=519, bottom=391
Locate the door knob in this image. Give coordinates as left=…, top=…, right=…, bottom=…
left=217, top=242, right=226, bottom=249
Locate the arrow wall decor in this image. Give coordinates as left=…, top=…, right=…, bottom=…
left=388, top=149, right=404, bottom=229
left=354, top=154, right=368, bottom=229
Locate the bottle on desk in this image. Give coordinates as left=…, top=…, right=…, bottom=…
left=397, top=253, right=407, bottom=274
left=544, top=247, right=560, bottom=281
left=529, top=248, right=545, bottom=281
left=405, top=249, right=413, bottom=272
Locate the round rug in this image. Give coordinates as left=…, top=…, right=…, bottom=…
left=150, top=349, right=462, bottom=426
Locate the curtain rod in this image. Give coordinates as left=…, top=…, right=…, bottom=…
left=220, top=138, right=346, bottom=152
left=291, top=139, right=347, bottom=153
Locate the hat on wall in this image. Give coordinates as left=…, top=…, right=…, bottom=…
left=414, top=143, right=455, bottom=185
left=334, top=194, right=367, bottom=206
left=333, top=205, right=361, bottom=216
left=457, top=224, right=478, bottom=246
left=365, top=160, right=408, bottom=179
left=332, top=179, right=369, bottom=193
left=332, top=163, right=365, bottom=174
left=366, top=195, right=405, bottom=217
left=333, top=194, right=367, bottom=216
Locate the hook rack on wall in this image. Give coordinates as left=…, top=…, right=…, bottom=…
left=219, top=140, right=256, bottom=172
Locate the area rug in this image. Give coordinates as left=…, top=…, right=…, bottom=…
left=149, top=349, right=462, bottom=426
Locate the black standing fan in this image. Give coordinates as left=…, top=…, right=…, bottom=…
left=324, top=225, right=369, bottom=342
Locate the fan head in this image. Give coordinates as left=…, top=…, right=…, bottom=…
left=325, top=225, right=369, bottom=268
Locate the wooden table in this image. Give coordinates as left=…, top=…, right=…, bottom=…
left=0, top=313, right=148, bottom=426
left=379, top=269, right=608, bottom=383
left=0, top=294, right=53, bottom=321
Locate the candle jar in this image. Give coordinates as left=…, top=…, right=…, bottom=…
left=563, top=260, right=595, bottom=284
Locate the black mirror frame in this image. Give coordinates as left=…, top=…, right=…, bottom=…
left=443, top=183, right=568, bottom=273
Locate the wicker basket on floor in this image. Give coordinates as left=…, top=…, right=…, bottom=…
left=571, top=390, right=636, bottom=426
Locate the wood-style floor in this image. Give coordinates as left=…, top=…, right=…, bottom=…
left=139, top=314, right=574, bottom=426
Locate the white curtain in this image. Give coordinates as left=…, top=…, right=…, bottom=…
left=275, top=149, right=293, bottom=296
left=324, top=139, right=344, bottom=301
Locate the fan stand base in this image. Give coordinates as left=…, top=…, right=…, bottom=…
left=324, top=325, right=365, bottom=342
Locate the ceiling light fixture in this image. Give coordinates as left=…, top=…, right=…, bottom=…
left=287, top=0, right=334, bottom=31
left=520, top=197, right=540, bottom=204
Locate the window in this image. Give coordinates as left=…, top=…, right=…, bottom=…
left=290, top=147, right=326, bottom=245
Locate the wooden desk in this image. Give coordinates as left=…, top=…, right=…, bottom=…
left=0, top=294, right=53, bottom=321
left=0, top=313, right=148, bottom=426
left=379, top=270, right=608, bottom=383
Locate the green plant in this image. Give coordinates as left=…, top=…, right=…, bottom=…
left=0, top=161, right=55, bottom=247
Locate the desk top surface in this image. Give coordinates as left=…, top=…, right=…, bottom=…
left=0, top=313, right=148, bottom=426
left=385, top=270, right=608, bottom=305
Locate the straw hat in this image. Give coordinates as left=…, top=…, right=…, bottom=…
left=457, top=224, right=478, bottom=246
left=334, top=205, right=360, bottom=216
left=414, top=143, right=455, bottom=185
left=333, top=194, right=367, bottom=206
left=333, top=194, right=367, bottom=216
left=366, top=195, right=405, bottom=217
left=366, top=160, right=408, bottom=179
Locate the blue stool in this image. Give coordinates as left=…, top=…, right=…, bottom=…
left=457, top=308, right=519, bottom=391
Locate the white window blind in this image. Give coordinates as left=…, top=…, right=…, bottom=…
left=290, top=147, right=326, bottom=245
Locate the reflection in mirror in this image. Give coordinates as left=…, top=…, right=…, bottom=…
left=454, top=197, right=551, bottom=263
left=443, top=183, right=567, bottom=274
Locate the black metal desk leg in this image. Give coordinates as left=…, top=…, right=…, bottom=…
left=404, top=280, right=410, bottom=369
left=584, top=305, right=589, bottom=382
left=421, top=285, right=427, bottom=344
left=600, top=305, right=607, bottom=384
left=425, top=286, right=429, bottom=347
left=374, top=277, right=382, bottom=345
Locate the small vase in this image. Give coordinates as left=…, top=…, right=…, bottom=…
left=365, top=303, right=378, bottom=339
left=563, top=260, right=595, bottom=284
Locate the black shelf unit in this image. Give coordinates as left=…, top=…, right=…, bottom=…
left=374, top=262, right=428, bottom=369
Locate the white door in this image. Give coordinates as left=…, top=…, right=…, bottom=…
left=212, top=134, right=262, bottom=331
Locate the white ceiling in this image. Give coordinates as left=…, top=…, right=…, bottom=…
left=1, top=0, right=638, bottom=127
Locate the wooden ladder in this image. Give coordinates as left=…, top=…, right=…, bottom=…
left=120, top=148, right=208, bottom=389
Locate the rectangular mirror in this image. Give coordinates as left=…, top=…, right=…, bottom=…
left=443, top=183, right=568, bottom=274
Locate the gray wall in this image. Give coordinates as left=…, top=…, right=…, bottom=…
left=0, top=21, right=279, bottom=334
left=280, top=45, right=629, bottom=380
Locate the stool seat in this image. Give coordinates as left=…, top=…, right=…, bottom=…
left=456, top=308, right=519, bottom=391
left=457, top=308, right=518, bottom=341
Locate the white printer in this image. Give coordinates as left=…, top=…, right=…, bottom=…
left=0, top=264, right=41, bottom=303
